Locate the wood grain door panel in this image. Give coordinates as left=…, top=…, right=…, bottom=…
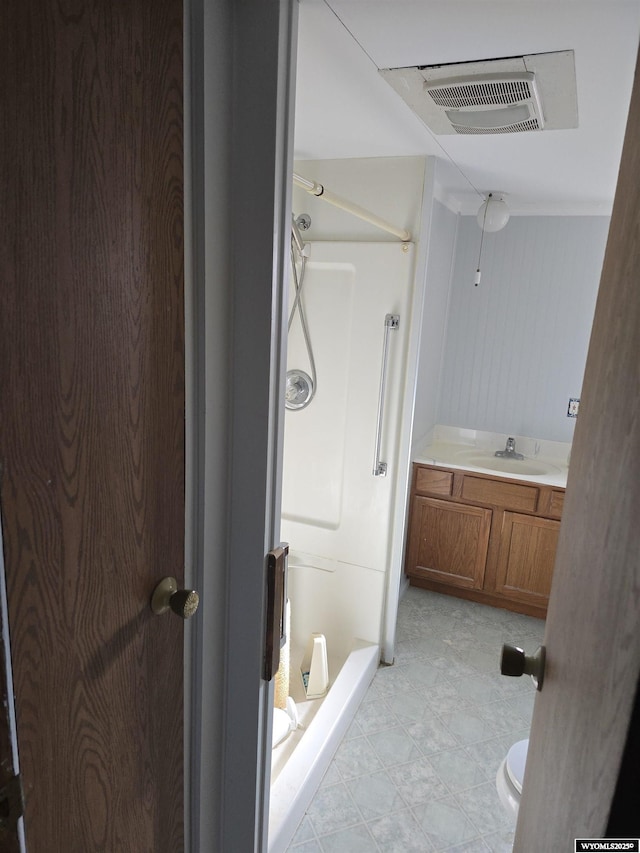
left=0, top=1, right=184, bottom=850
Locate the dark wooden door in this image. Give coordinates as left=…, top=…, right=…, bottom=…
left=0, top=1, right=185, bottom=850
left=515, top=48, right=640, bottom=848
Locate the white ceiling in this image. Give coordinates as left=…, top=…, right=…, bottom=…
left=294, top=0, right=640, bottom=214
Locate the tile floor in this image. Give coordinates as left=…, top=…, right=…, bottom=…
left=285, top=586, right=545, bottom=852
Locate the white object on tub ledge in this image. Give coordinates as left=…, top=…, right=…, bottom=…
left=300, top=634, right=329, bottom=699
left=272, top=697, right=301, bottom=749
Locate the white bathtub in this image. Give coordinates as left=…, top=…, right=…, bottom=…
left=267, top=639, right=379, bottom=853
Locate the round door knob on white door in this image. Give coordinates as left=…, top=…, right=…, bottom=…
left=501, top=644, right=546, bottom=691
left=151, top=576, right=200, bottom=619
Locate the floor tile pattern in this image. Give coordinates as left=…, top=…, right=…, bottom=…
left=286, top=587, right=544, bottom=852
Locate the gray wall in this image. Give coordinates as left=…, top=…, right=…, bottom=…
left=412, top=199, right=458, bottom=445
left=437, top=215, right=610, bottom=443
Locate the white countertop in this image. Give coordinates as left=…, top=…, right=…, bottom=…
left=413, top=427, right=570, bottom=489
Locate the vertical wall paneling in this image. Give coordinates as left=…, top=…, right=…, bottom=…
left=437, top=216, right=610, bottom=442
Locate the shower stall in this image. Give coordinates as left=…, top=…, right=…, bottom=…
left=268, top=230, right=420, bottom=850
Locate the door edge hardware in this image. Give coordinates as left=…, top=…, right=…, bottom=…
left=264, top=544, right=289, bottom=682
left=501, top=643, right=546, bottom=691
left=0, top=774, right=24, bottom=832
left=151, top=577, right=200, bottom=619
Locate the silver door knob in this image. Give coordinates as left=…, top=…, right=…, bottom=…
left=501, top=643, right=545, bottom=691
left=151, top=577, right=200, bottom=619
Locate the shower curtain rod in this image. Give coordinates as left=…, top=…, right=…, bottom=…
left=293, top=172, right=412, bottom=242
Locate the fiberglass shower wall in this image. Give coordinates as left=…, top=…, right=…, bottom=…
left=281, top=241, right=415, bottom=661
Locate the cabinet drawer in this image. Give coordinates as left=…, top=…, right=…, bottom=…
left=461, top=475, right=539, bottom=512
left=415, top=466, right=453, bottom=497
left=548, top=489, right=565, bottom=519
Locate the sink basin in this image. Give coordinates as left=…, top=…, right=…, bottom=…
left=454, top=451, right=560, bottom=477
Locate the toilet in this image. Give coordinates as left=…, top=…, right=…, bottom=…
left=496, top=738, right=528, bottom=820
left=272, top=697, right=300, bottom=748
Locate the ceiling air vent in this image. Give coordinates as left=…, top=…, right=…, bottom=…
left=379, top=51, right=578, bottom=136
left=425, top=73, right=543, bottom=134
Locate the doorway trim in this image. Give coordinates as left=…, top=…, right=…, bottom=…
left=188, top=1, right=298, bottom=851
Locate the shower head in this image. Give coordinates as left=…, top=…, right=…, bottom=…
left=291, top=215, right=309, bottom=257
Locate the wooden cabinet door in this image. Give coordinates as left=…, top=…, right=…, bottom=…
left=495, top=512, right=560, bottom=607
left=407, top=497, right=491, bottom=590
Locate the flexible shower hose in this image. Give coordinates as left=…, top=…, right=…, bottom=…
left=288, top=243, right=317, bottom=404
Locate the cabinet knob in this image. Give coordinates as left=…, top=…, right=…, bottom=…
left=151, top=577, right=200, bottom=619
left=500, top=643, right=545, bottom=691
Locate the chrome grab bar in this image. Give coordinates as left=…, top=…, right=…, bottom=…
left=373, top=313, right=400, bottom=477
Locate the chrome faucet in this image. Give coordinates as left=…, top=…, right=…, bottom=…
left=495, top=437, right=524, bottom=460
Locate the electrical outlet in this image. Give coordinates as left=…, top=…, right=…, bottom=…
left=567, top=398, right=580, bottom=418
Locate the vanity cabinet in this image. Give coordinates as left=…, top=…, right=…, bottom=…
left=405, top=463, right=565, bottom=617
